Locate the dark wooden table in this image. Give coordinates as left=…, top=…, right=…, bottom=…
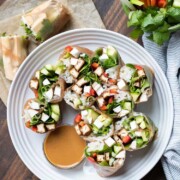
left=0, top=0, right=166, bottom=179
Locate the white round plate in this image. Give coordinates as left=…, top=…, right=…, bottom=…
left=7, top=29, right=173, bottom=180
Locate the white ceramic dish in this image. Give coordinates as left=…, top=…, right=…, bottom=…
left=7, top=29, right=173, bottom=180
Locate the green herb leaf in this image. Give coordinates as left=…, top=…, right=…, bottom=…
left=130, top=28, right=143, bottom=39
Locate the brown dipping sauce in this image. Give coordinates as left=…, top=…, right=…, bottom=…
left=44, top=125, right=86, bottom=168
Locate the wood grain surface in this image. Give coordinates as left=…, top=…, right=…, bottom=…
left=0, top=0, right=165, bottom=179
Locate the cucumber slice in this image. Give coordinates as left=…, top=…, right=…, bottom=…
left=109, top=157, right=115, bottom=166
left=136, top=138, right=144, bottom=148
left=55, top=67, right=65, bottom=75
left=131, top=92, right=140, bottom=102
left=142, top=131, right=148, bottom=142
left=114, top=145, right=122, bottom=154
left=45, top=64, right=54, bottom=71
left=74, top=98, right=82, bottom=108
left=41, top=68, right=50, bottom=75
left=99, top=161, right=109, bottom=166
left=87, top=109, right=99, bottom=121
left=102, top=117, right=112, bottom=127
left=140, top=121, right=146, bottom=129
left=111, top=152, right=116, bottom=158
left=51, top=104, right=60, bottom=115
left=51, top=112, right=59, bottom=122
left=135, top=116, right=144, bottom=124
left=106, top=46, right=118, bottom=61
left=141, top=79, right=150, bottom=92
left=123, top=102, right=132, bottom=111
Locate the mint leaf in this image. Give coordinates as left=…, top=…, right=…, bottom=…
left=130, top=28, right=143, bottom=39
left=128, top=10, right=145, bottom=27
left=153, top=31, right=170, bottom=45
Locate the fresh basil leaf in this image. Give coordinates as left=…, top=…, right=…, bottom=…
left=130, top=28, right=144, bottom=39
left=128, top=10, right=145, bottom=27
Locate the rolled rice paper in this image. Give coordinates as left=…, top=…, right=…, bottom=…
left=29, top=66, right=66, bottom=103
left=74, top=106, right=114, bottom=141
left=21, top=0, right=70, bottom=42
left=114, top=112, right=157, bottom=151
left=58, top=46, right=94, bottom=84
left=119, top=64, right=154, bottom=104
left=23, top=98, right=61, bottom=133
left=0, top=35, right=28, bottom=80
left=84, top=137, right=126, bottom=177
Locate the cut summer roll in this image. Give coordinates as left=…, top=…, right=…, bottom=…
left=91, top=46, right=123, bottom=85
left=57, top=46, right=94, bottom=84
left=114, top=112, right=157, bottom=151
left=85, top=137, right=126, bottom=177
left=21, top=0, right=70, bottom=42
left=74, top=107, right=114, bottom=141
left=96, top=85, right=134, bottom=118
left=119, top=64, right=153, bottom=103
left=0, top=35, right=28, bottom=80
left=23, top=98, right=61, bottom=133
left=29, top=64, right=65, bottom=103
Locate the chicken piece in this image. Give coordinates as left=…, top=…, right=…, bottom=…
left=102, top=91, right=111, bottom=98
left=96, top=97, right=105, bottom=107
left=46, top=124, right=55, bottom=131
left=113, top=135, right=122, bottom=143
left=118, top=109, right=129, bottom=117
left=75, top=124, right=81, bottom=135
left=37, top=124, right=46, bottom=133
left=80, top=124, right=91, bottom=136
left=70, top=68, right=79, bottom=78
left=76, top=77, right=89, bottom=87
left=72, top=84, right=82, bottom=95
left=94, top=66, right=104, bottom=76
left=118, top=128, right=128, bottom=138
left=134, top=81, right=140, bottom=87
left=100, top=74, right=108, bottom=82
left=74, top=59, right=85, bottom=71
left=139, top=91, right=148, bottom=102
left=138, top=69, right=145, bottom=77
left=29, top=79, right=39, bottom=89
left=97, top=155, right=105, bottom=162
left=105, top=152, right=110, bottom=161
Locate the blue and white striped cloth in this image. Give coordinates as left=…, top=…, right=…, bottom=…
left=143, top=32, right=180, bottom=180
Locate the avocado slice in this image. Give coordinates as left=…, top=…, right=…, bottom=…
left=135, top=116, right=144, bottom=124
left=74, top=98, right=82, bottom=108
left=106, top=46, right=118, bottom=62
left=87, top=109, right=99, bottom=121
left=45, top=64, right=54, bottom=71
left=99, top=161, right=109, bottom=166
left=131, top=92, right=140, bottom=102
left=102, top=117, right=113, bottom=127
left=41, top=68, right=50, bottom=76
left=130, top=0, right=144, bottom=6
left=51, top=104, right=60, bottom=115
left=51, top=112, right=59, bottom=122
left=141, top=79, right=150, bottom=92
left=136, top=138, right=144, bottom=148
left=114, top=145, right=122, bottom=154
left=123, top=102, right=132, bottom=111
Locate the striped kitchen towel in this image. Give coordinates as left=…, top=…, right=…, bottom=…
left=143, top=32, right=180, bottom=180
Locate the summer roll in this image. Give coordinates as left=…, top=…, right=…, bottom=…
left=114, top=112, right=157, bottom=151
left=23, top=98, right=61, bottom=133
left=119, top=64, right=154, bottom=103
left=96, top=85, right=134, bottom=118
left=74, top=107, right=114, bottom=141
left=29, top=64, right=66, bottom=103
left=91, top=46, right=123, bottom=85
left=21, top=0, right=70, bottom=42
left=57, top=46, right=94, bottom=84
left=0, top=35, right=28, bottom=80
left=85, top=137, right=126, bottom=177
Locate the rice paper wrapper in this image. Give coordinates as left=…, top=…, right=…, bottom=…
left=118, top=112, right=157, bottom=151
left=0, top=0, right=105, bottom=106
left=21, top=0, right=70, bottom=42
left=84, top=139, right=126, bottom=177
left=81, top=106, right=114, bottom=142
left=135, top=65, right=154, bottom=104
